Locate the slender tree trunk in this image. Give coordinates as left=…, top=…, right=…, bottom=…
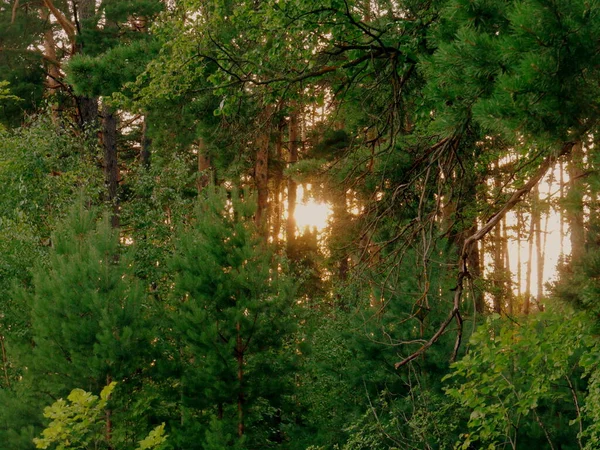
left=0, top=335, right=10, bottom=388
left=141, top=118, right=151, bottom=169
left=287, top=110, right=299, bottom=258
left=568, top=142, right=585, bottom=262
left=538, top=178, right=552, bottom=306
left=255, top=110, right=270, bottom=234
left=525, top=206, right=535, bottom=315
left=503, top=216, right=513, bottom=314
left=333, top=190, right=349, bottom=281
left=560, top=160, right=565, bottom=255
left=272, top=122, right=284, bottom=244
left=516, top=210, right=522, bottom=298
left=363, top=0, right=371, bottom=21
left=106, top=374, right=113, bottom=450
left=196, top=138, right=211, bottom=193
left=236, top=322, right=244, bottom=438
left=74, top=0, right=99, bottom=130
left=102, top=104, right=119, bottom=228
left=40, top=6, right=61, bottom=121
left=492, top=167, right=504, bottom=314
left=533, top=185, right=543, bottom=307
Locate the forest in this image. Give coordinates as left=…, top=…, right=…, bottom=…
left=1, top=0, right=600, bottom=448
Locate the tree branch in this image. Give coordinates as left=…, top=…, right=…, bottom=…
left=11, top=0, right=19, bottom=24
left=395, top=142, right=574, bottom=369
left=43, top=0, right=76, bottom=45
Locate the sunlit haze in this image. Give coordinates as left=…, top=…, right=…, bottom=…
left=294, top=185, right=332, bottom=232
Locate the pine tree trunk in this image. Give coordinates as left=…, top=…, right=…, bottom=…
left=105, top=374, right=113, bottom=450
left=492, top=168, right=504, bottom=314
left=525, top=196, right=536, bottom=315
left=503, top=216, right=513, bottom=314
left=102, top=104, right=119, bottom=228
left=333, top=190, right=349, bottom=281
left=568, top=142, right=585, bottom=262
left=141, top=118, right=151, bottom=169
left=0, top=335, right=10, bottom=388
left=493, top=221, right=503, bottom=314
left=39, top=6, right=61, bottom=121
left=560, top=160, right=565, bottom=255
left=287, top=110, right=299, bottom=258
left=236, top=322, right=244, bottom=438
left=74, top=0, right=99, bottom=130
left=533, top=184, right=542, bottom=307
left=196, top=139, right=211, bottom=193
left=516, top=210, right=522, bottom=298
left=363, top=0, right=372, bottom=21
left=255, top=111, right=270, bottom=233
left=272, top=123, right=284, bottom=244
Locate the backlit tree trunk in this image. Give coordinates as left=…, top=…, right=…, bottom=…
left=568, top=142, right=585, bottom=262
left=102, top=104, right=119, bottom=228
left=287, top=110, right=299, bottom=258
left=255, top=112, right=270, bottom=233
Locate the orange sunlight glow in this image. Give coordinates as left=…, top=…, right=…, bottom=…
left=294, top=185, right=332, bottom=232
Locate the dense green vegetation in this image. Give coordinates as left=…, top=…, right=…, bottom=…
left=2, top=0, right=600, bottom=448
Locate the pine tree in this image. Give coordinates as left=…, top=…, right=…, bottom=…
left=169, top=187, right=297, bottom=448
left=5, top=202, right=154, bottom=449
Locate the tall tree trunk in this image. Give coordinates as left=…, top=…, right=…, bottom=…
left=503, top=216, right=513, bottom=314
left=493, top=221, right=503, bottom=314
left=255, top=111, right=270, bottom=234
left=533, top=185, right=542, bottom=307
left=196, top=138, right=211, bottom=193
left=105, top=374, right=113, bottom=450
left=525, top=208, right=535, bottom=315
left=568, top=142, right=585, bottom=262
left=492, top=168, right=504, bottom=314
left=39, top=6, right=61, bottom=120
left=141, top=118, right=151, bottom=169
left=102, top=104, right=119, bottom=228
left=560, top=160, right=565, bottom=255
left=332, top=190, right=349, bottom=281
left=286, top=110, right=299, bottom=258
left=0, top=335, right=10, bottom=388
left=74, top=0, right=99, bottom=130
left=516, top=210, right=522, bottom=298
left=236, top=322, right=244, bottom=438
left=272, top=122, right=284, bottom=244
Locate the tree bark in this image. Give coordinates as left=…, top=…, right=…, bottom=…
left=286, top=110, right=299, bottom=258
left=503, top=216, right=513, bottom=314
left=105, top=374, right=113, bottom=450
left=568, top=142, right=585, bottom=262
left=141, top=118, right=151, bottom=169
left=196, top=139, right=211, bottom=193
left=102, top=104, right=119, bottom=228
left=492, top=166, right=504, bottom=314
left=39, top=6, right=62, bottom=121
left=525, top=206, right=535, bottom=315
left=73, top=0, right=99, bottom=130
left=255, top=111, right=270, bottom=234
left=272, top=122, right=285, bottom=244
left=236, top=322, right=244, bottom=438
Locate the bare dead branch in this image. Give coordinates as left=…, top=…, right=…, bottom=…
left=395, top=142, right=575, bottom=369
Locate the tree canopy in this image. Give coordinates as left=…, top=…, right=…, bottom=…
left=1, top=0, right=600, bottom=448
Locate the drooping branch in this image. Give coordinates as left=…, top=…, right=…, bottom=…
left=395, top=142, right=574, bottom=369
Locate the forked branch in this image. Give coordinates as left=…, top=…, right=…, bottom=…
left=395, top=142, right=574, bottom=369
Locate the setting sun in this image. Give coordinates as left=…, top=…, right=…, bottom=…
left=294, top=185, right=332, bottom=232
